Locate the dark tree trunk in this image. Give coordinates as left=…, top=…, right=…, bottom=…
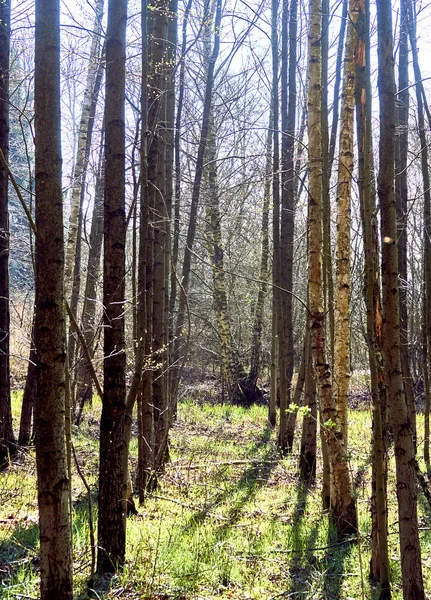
left=354, top=0, right=389, bottom=590
left=376, top=0, right=424, bottom=595
left=34, top=0, right=73, bottom=594
left=97, top=0, right=128, bottom=574
left=0, top=0, right=15, bottom=466
left=395, top=0, right=416, bottom=441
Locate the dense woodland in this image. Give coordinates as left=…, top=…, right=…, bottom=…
left=1, top=0, right=431, bottom=597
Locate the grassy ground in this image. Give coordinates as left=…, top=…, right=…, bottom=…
left=1, top=392, right=431, bottom=599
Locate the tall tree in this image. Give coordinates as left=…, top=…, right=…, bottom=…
left=279, top=0, right=297, bottom=451
left=34, top=0, right=73, bottom=594
left=97, top=0, right=128, bottom=573
left=271, top=0, right=286, bottom=444
left=247, top=108, right=272, bottom=397
left=402, top=0, right=431, bottom=463
left=307, top=0, right=356, bottom=535
left=0, top=0, right=15, bottom=466
left=376, top=0, right=424, bottom=595
left=395, top=0, right=416, bottom=440
left=333, top=0, right=359, bottom=445
left=354, top=0, right=389, bottom=590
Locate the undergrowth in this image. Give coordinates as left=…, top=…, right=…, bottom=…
left=1, top=394, right=431, bottom=599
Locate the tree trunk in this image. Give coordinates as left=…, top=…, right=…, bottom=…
left=307, top=0, right=356, bottom=535
left=205, top=119, right=237, bottom=401
left=271, top=0, right=288, bottom=452
left=169, top=0, right=191, bottom=419
left=354, top=0, right=389, bottom=590
left=75, top=143, right=104, bottom=423
left=97, top=0, right=128, bottom=573
left=248, top=107, right=272, bottom=400
left=333, top=0, right=359, bottom=446
left=34, top=0, right=73, bottom=594
left=376, top=0, right=424, bottom=595
left=0, top=0, right=15, bottom=466
left=299, top=329, right=316, bottom=482
left=280, top=0, right=297, bottom=452
left=64, top=0, right=104, bottom=294
left=403, top=0, right=431, bottom=463
left=395, top=0, right=416, bottom=442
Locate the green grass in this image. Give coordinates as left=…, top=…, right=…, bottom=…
left=1, top=393, right=431, bottom=598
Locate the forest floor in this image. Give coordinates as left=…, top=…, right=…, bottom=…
left=1, top=381, right=431, bottom=599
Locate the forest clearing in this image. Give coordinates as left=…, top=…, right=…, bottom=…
left=1, top=386, right=431, bottom=600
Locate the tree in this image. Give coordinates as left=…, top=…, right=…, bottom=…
left=279, top=0, right=297, bottom=451
left=0, top=0, right=15, bottom=466
left=354, top=0, right=389, bottom=590
left=376, top=0, right=424, bottom=595
left=307, top=0, right=356, bottom=535
left=34, top=0, right=73, bottom=594
left=97, top=0, right=128, bottom=573
left=333, top=0, right=359, bottom=445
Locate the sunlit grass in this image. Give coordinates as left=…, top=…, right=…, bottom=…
left=1, top=391, right=431, bottom=598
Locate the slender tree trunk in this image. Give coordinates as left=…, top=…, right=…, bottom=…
left=34, top=0, right=73, bottom=594
left=0, top=0, right=15, bottom=466
left=403, top=0, right=431, bottom=463
left=354, top=0, right=389, bottom=590
left=64, top=3, right=105, bottom=414
left=280, top=0, right=297, bottom=452
left=169, top=0, right=193, bottom=328
left=299, top=328, right=316, bottom=482
left=395, top=0, right=416, bottom=442
left=319, top=0, right=334, bottom=502
left=75, top=144, right=104, bottom=422
left=205, top=119, right=237, bottom=400
left=376, top=0, right=424, bottom=595
left=271, top=0, right=288, bottom=452
left=248, top=108, right=272, bottom=391
left=97, top=0, right=128, bottom=573
left=333, top=0, right=359, bottom=446
left=136, top=0, right=156, bottom=501
left=307, top=0, right=356, bottom=535
left=64, top=0, right=104, bottom=293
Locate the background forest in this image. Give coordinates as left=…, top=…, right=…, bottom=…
left=1, top=0, right=431, bottom=598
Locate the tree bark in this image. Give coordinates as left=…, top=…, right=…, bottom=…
left=376, top=0, right=424, bottom=595
left=333, top=0, right=359, bottom=445
left=307, top=0, right=356, bottom=535
left=34, top=0, right=73, bottom=594
left=354, top=0, right=389, bottom=589
left=97, top=0, right=128, bottom=573
left=395, top=0, right=416, bottom=442
left=280, top=0, right=297, bottom=452
left=0, top=0, right=15, bottom=466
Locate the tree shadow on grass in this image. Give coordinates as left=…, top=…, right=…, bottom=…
left=0, top=519, right=39, bottom=590
left=275, top=483, right=357, bottom=600
left=321, top=525, right=355, bottom=600
left=185, top=422, right=280, bottom=533
left=280, top=483, right=321, bottom=599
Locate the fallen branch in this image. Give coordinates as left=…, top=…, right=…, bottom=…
left=167, top=459, right=282, bottom=470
